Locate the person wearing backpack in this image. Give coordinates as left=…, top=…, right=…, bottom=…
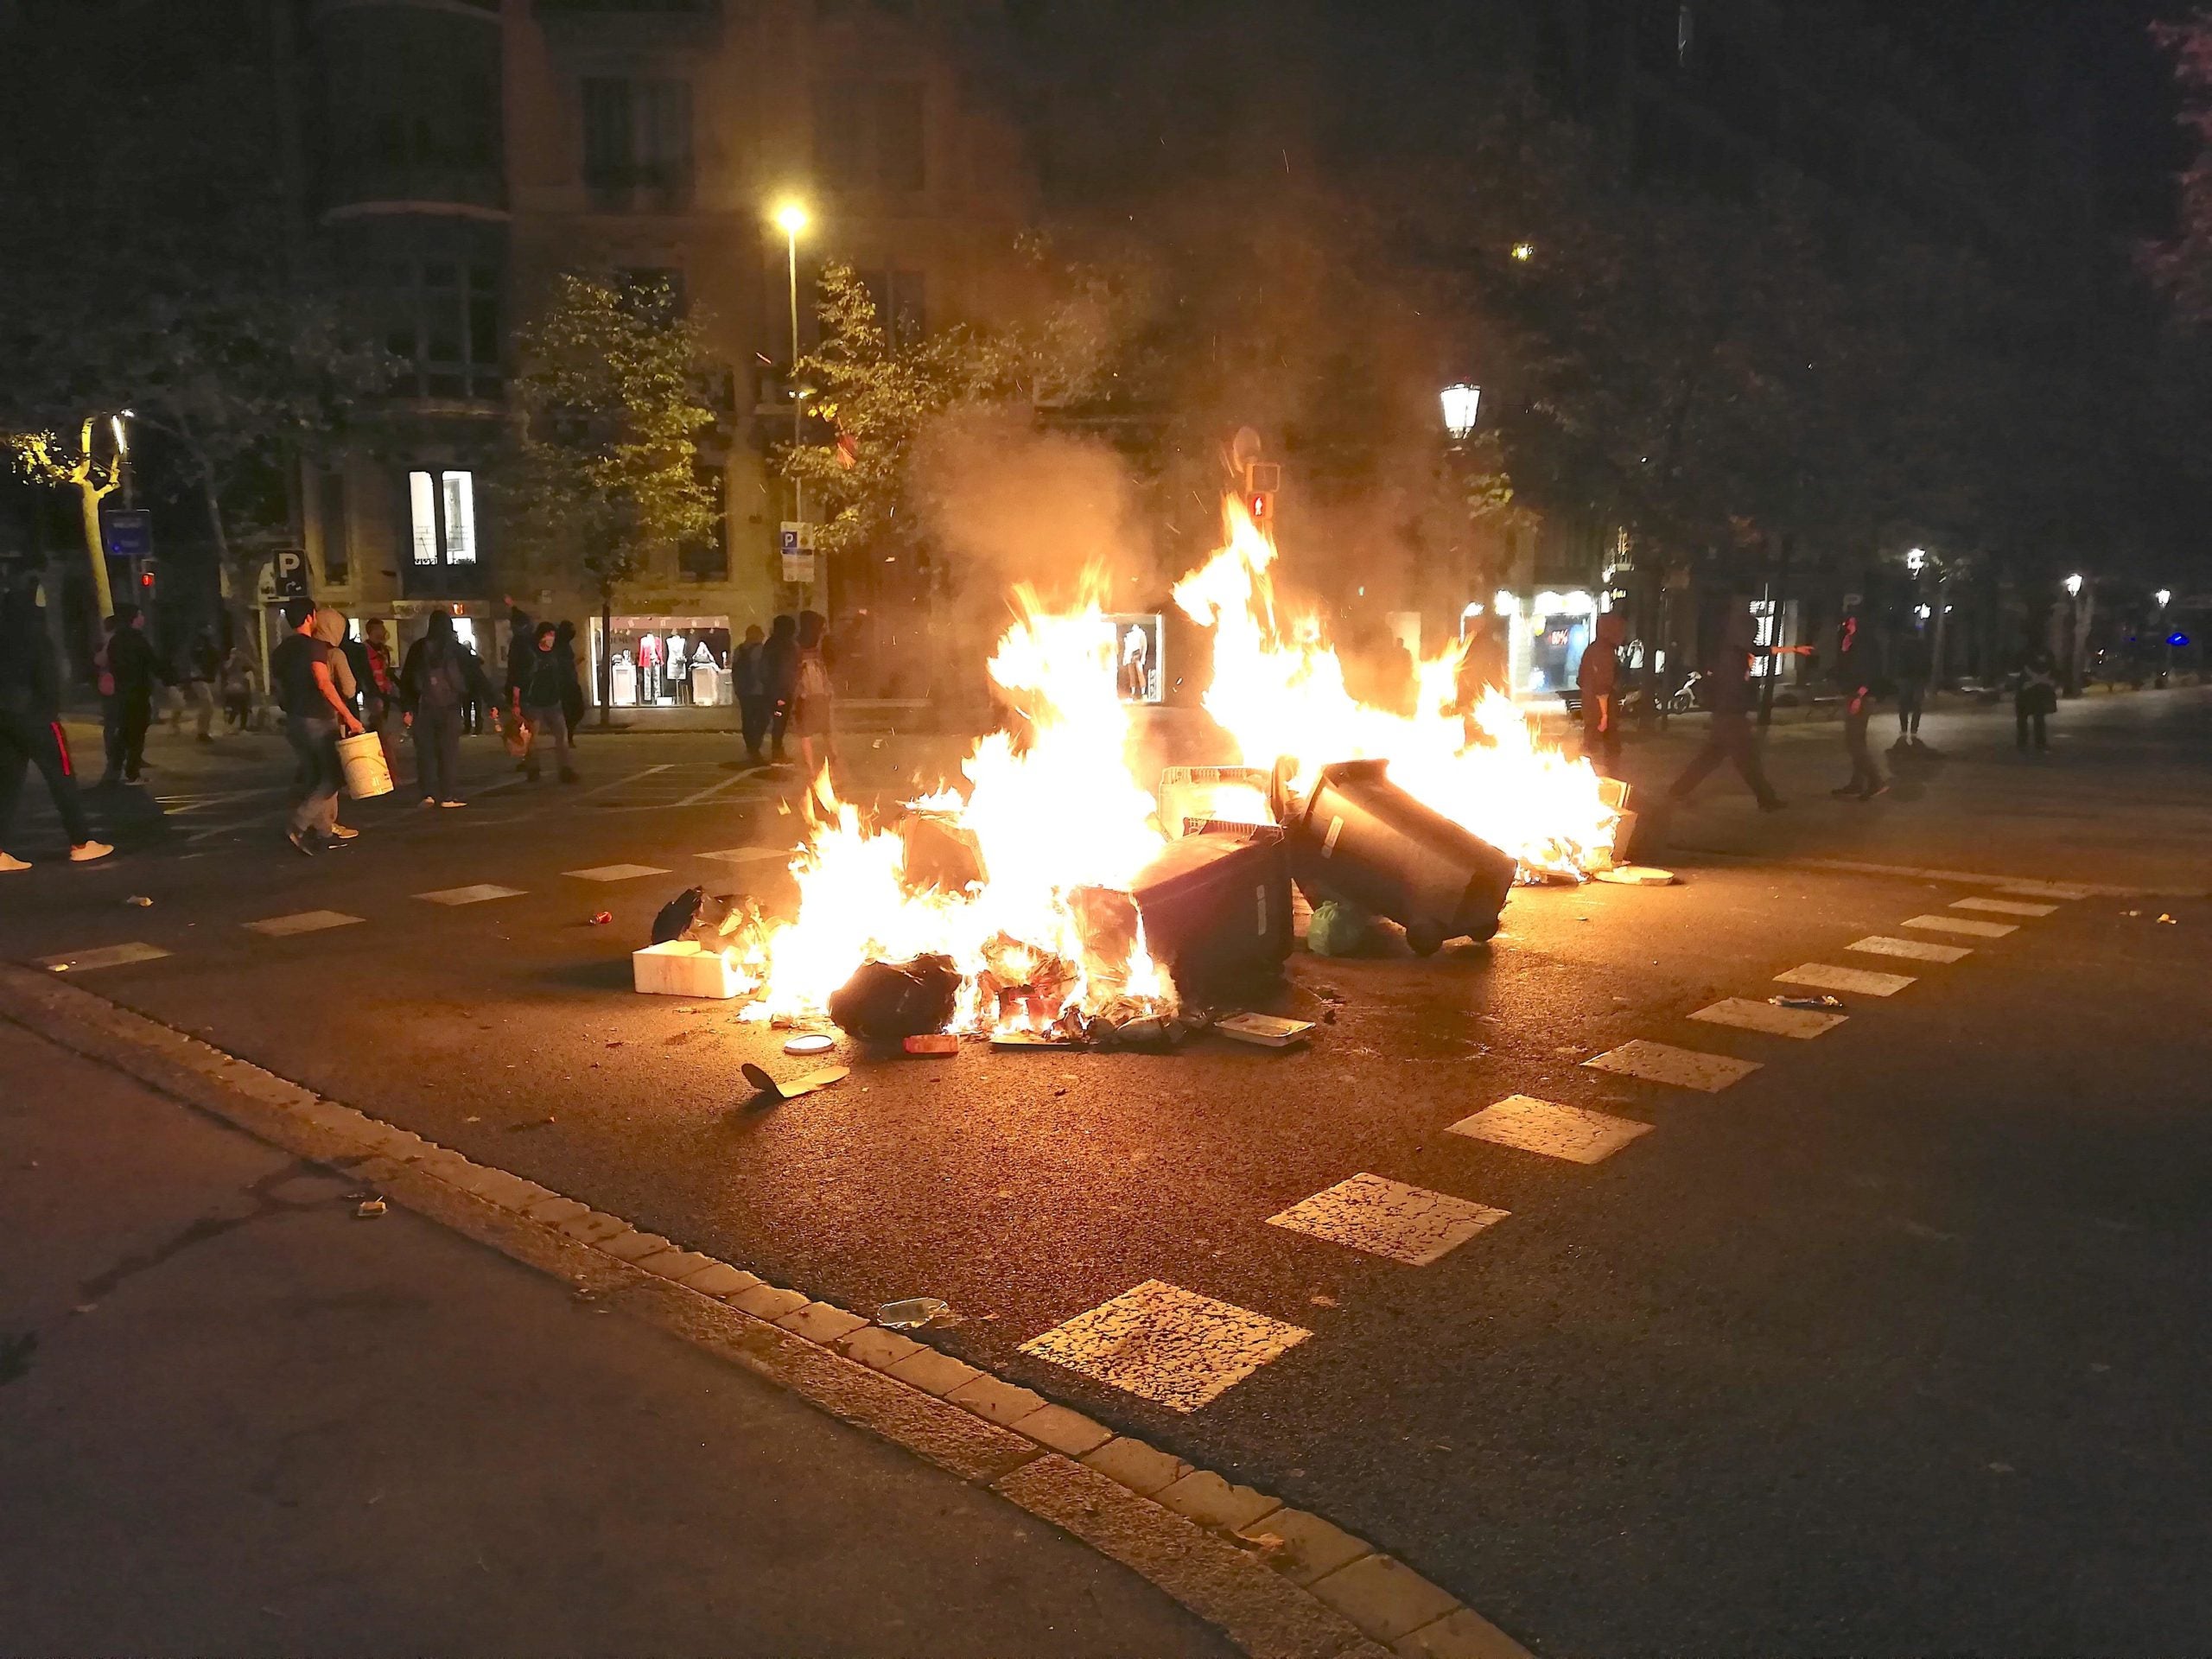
left=399, top=612, right=493, bottom=807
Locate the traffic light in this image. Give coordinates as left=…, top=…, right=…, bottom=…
left=134, top=557, right=158, bottom=598
left=1244, top=461, right=1281, bottom=529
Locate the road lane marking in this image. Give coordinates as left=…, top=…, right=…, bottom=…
left=672, top=774, right=764, bottom=808
left=1901, top=914, right=2015, bottom=939
left=698, top=846, right=795, bottom=866
left=1265, top=1173, right=1508, bottom=1266
left=244, top=910, right=365, bottom=937
left=414, top=883, right=527, bottom=906
left=1689, top=997, right=1847, bottom=1039
left=1446, top=1096, right=1653, bottom=1164
left=563, top=863, right=671, bottom=882
left=1952, top=897, right=2056, bottom=918
left=1583, top=1039, right=1761, bottom=1092
left=580, top=763, right=671, bottom=798
left=1020, top=1281, right=1310, bottom=1413
left=1995, top=880, right=2088, bottom=899
left=1848, top=935, right=1972, bottom=964
left=40, top=943, right=171, bottom=973
left=1775, top=963, right=1915, bottom=997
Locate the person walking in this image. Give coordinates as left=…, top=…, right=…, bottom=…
left=399, top=612, right=493, bottom=808
left=764, top=613, right=799, bottom=765
left=270, top=596, right=363, bottom=856
left=553, top=620, right=585, bottom=741
left=98, top=603, right=167, bottom=786
left=0, top=580, right=112, bottom=870
left=787, top=610, right=835, bottom=778
left=734, top=624, right=772, bottom=765
left=220, top=645, right=257, bottom=731
left=1831, top=608, right=1888, bottom=800
left=178, top=629, right=220, bottom=744
left=2015, top=636, right=2059, bottom=753
left=511, top=620, right=580, bottom=785
left=1663, top=605, right=1801, bottom=812
left=1576, top=612, right=1628, bottom=778
left=361, top=618, right=403, bottom=781
left=1891, top=627, right=1929, bottom=748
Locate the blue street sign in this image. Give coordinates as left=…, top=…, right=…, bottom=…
left=103, top=509, right=151, bottom=560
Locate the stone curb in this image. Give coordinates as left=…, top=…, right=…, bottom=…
left=0, top=962, right=1529, bottom=1659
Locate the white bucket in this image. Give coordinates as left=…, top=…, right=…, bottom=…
left=337, top=730, right=394, bottom=800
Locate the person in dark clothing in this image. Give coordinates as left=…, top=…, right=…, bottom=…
left=399, top=612, right=494, bottom=807
left=1891, top=629, right=1930, bottom=747
left=1831, top=609, right=1887, bottom=800
left=98, top=603, right=168, bottom=785
left=1664, top=607, right=1802, bottom=811
left=763, top=613, right=800, bottom=764
left=269, top=595, right=364, bottom=855
left=1576, top=612, right=1628, bottom=778
left=0, top=582, right=112, bottom=868
left=508, top=620, right=579, bottom=784
left=2015, top=638, right=2059, bottom=752
left=553, top=620, right=585, bottom=740
left=179, top=628, right=220, bottom=742
left=734, top=623, right=772, bottom=764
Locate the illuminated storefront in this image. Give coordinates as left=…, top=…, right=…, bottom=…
left=591, top=614, right=734, bottom=708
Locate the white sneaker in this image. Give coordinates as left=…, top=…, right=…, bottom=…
left=0, top=851, right=29, bottom=872
left=67, top=841, right=114, bottom=863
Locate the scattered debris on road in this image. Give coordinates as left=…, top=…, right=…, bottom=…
left=354, top=1196, right=387, bottom=1219
left=1772, top=994, right=1847, bottom=1011
left=740, top=1062, right=848, bottom=1102
left=877, top=1296, right=951, bottom=1331
left=1216, top=1013, right=1314, bottom=1048
left=783, top=1033, right=836, bottom=1056
left=124, top=894, right=153, bottom=907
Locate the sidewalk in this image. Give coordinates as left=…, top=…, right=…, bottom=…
left=0, top=1019, right=1229, bottom=1657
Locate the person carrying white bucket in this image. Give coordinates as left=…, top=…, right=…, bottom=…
left=269, top=597, right=365, bottom=857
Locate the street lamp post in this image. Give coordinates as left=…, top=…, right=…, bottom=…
left=2063, top=572, right=2086, bottom=696
left=1440, top=383, right=1481, bottom=442
left=2156, top=588, right=2173, bottom=687
left=773, top=201, right=810, bottom=541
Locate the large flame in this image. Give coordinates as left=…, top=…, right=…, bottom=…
left=1175, top=500, right=1618, bottom=878
left=715, top=498, right=1618, bottom=1033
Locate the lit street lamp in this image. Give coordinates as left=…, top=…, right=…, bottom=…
left=1440, top=383, right=1481, bottom=442
left=2063, top=573, right=2088, bottom=695
left=2156, top=588, right=2174, bottom=686
left=2065, top=572, right=2083, bottom=598
left=1905, top=546, right=1926, bottom=574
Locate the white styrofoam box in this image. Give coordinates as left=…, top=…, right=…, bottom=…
left=632, top=940, right=746, bottom=999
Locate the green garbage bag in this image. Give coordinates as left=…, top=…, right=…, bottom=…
left=1307, top=898, right=1382, bottom=957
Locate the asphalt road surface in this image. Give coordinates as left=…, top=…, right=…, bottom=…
left=3, top=687, right=2209, bottom=1655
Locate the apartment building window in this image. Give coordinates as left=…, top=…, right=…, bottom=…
left=408, top=470, right=479, bottom=566
left=814, top=79, right=926, bottom=194
left=677, top=467, right=728, bottom=581
left=383, top=259, right=503, bottom=400
left=854, top=268, right=926, bottom=345
left=582, top=76, right=694, bottom=201
left=318, top=470, right=351, bottom=586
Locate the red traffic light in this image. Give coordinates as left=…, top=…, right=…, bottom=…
left=139, top=570, right=155, bottom=588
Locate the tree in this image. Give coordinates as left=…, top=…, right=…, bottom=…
left=504, top=273, right=720, bottom=724
left=779, top=256, right=1119, bottom=566
left=2149, top=11, right=2212, bottom=321
left=0, top=0, right=390, bottom=658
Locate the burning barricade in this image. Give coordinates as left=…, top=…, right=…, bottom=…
left=631, top=498, right=1643, bottom=1051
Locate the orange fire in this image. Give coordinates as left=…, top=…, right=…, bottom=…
left=717, top=497, right=1618, bottom=1032
left=1174, top=500, right=1618, bottom=878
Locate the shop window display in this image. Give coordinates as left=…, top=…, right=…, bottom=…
left=594, top=615, right=733, bottom=707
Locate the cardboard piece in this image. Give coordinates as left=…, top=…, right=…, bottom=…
left=740, top=1062, right=849, bottom=1102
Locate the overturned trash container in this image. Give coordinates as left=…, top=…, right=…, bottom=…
left=1129, top=829, right=1293, bottom=1003
left=1287, top=760, right=1516, bottom=954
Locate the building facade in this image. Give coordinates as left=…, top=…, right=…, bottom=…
left=296, top=0, right=1032, bottom=709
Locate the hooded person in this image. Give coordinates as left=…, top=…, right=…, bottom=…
left=0, top=580, right=112, bottom=868
left=399, top=611, right=494, bottom=807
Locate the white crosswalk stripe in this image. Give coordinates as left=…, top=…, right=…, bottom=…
left=1689, top=997, right=1847, bottom=1039
left=1266, top=1173, right=1508, bottom=1265
left=40, top=942, right=171, bottom=973
left=1583, top=1039, right=1761, bottom=1092
left=1447, top=1096, right=1653, bottom=1164
left=244, top=911, right=365, bottom=937
left=1775, top=963, right=1916, bottom=997
left=1952, top=897, right=2056, bottom=918
left=1902, top=914, right=2015, bottom=939
left=1848, top=935, right=1972, bottom=964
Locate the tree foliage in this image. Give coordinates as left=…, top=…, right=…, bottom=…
left=502, top=273, right=721, bottom=601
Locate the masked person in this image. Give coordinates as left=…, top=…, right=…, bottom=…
left=1664, top=604, right=1804, bottom=812
left=97, top=603, right=168, bottom=785
left=512, top=620, right=580, bottom=784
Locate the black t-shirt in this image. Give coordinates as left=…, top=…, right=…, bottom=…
left=270, top=632, right=334, bottom=718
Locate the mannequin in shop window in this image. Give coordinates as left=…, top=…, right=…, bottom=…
left=638, top=631, right=664, bottom=702
left=667, top=631, right=690, bottom=706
